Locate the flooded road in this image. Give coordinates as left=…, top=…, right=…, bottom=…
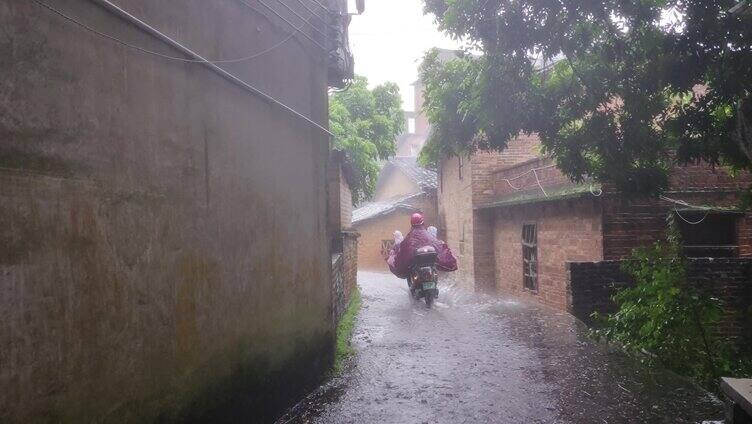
left=280, top=271, right=722, bottom=424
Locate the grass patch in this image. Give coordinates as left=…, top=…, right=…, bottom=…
left=334, top=286, right=362, bottom=374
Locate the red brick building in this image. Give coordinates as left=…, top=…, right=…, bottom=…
left=438, top=136, right=752, bottom=311
left=437, top=135, right=541, bottom=289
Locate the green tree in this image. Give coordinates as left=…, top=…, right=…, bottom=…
left=421, top=1, right=752, bottom=196
left=330, top=76, right=405, bottom=202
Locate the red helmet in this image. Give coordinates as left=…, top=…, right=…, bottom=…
left=410, top=213, right=425, bottom=227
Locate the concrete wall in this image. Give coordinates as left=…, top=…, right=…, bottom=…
left=0, top=1, right=333, bottom=422
left=493, top=199, right=604, bottom=310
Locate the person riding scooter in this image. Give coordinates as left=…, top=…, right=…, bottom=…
left=391, top=213, right=457, bottom=280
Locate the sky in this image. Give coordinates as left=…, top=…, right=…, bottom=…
left=347, top=0, right=462, bottom=112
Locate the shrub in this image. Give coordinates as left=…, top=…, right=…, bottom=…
left=593, top=216, right=752, bottom=388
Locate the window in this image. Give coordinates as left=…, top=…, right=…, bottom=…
left=380, top=240, right=395, bottom=260
left=675, top=211, right=739, bottom=257
left=458, top=155, right=464, bottom=180
left=408, top=118, right=416, bottom=134
left=522, top=224, right=538, bottom=291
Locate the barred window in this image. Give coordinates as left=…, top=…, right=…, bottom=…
left=522, top=224, right=538, bottom=291
left=381, top=240, right=395, bottom=260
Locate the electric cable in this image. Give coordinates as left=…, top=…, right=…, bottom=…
left=307, top=0, right=332, bottom=14
left=32, top=0, right=296, bottom=63
left=237, top=0, right=327, bottom=52
left=290, top=0, right=328, bottom=23
left=674, top=209, right=710, bottom=225
left=497, top=164, right=556, bottom=191
left=84, top=0, right=333, bottom=136
left=274, top=0, right=327, bottom=38
left=659, top=195, right=713, bottom=225
left=533, top=169, right=549, bottom=197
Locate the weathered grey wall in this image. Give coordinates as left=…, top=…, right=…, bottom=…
left=0, top=0, right=333, bottom=422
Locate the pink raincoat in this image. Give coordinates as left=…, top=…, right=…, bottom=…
left=388, top=226, right=458, bottom=278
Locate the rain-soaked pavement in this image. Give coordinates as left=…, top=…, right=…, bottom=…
left=278, top=271, right=723, bottom=424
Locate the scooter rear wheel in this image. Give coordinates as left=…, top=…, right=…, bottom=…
left=424, top=292, right=434, bottom=308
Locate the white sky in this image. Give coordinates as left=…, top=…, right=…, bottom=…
left=347, top=0, right=462, bottom=112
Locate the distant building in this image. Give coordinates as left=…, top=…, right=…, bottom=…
left=353, top=157, right=438, bottom=270
left=394, top=49, right=462, bottom=158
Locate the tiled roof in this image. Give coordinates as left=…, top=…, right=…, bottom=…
left=352, top=193, right=424, bottom=225
left=387, top=157, right=437, bottom=192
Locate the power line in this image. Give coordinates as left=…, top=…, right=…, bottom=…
left=274, top=0, right=328, bottom=39
left=532, top=168, right=549, bottom=197
left=32, top=0, right=296, bottom=64
left=306, top=0, right=333, bottom=14
left=290, top=0, right=328, bottom=23
left=237, top=0, right=327, bottom=52
left=498, top=164, right=556, bottom=191
left=41, top=0, right=333, bottom=137
left=659, top=195, right=715, bottom=225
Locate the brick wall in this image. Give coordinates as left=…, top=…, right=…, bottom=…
left=328, top=159, right=353, bottom=240
left=493, top=198, right=604, bottom=310
left=340, top=173, right=353, bottom=229
left=568, top=259, right=752, bottom=348
left=473, top=209, right=497, bottom=293
left=492, top=157, right=573, bottom=199
left=473, top=135, right=541, bottom=205
left=342, top=231, right=358, bottom=302
left=436, top=135, right=540, bottom=291
left=603, top=192, right=752, bottom=259
left=331, top=254, right=345, bottom=324
left=603, top=164, right=752, bottom=259
left=438, top=154, right=476, bottom=287
left=567, top=261, right=633, bottom=325
left=331, top=231, right=359, bottom=325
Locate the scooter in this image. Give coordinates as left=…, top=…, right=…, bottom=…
left=409, top=245, right=439, bottom=308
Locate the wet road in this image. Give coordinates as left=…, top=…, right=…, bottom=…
left=280, top=272, right=723, bottom=424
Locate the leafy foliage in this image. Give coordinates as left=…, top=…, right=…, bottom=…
left=593, top=217, right=752, bottom=387
left=330, top=77, right=405, bottom=202
left=334, top=286, right=361, bottom=375
left=421, top=1, right=752, bottom=196
left=418, top=50, right=482, bottom=167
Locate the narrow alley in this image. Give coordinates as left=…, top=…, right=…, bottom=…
left=281, top=272, right=723, bottom=424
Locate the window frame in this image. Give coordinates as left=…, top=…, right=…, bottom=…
left=522, top=223, right=538, bottom=292
left=674, top=210, right=740, bottom=258
left=458, top=155, right=464, bottom=180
